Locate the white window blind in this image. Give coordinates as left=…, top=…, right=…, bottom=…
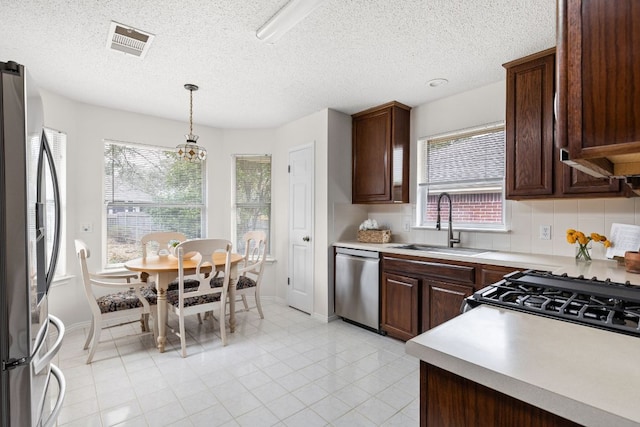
left=104, top=141, right=205, bottom=266
left=417, top=123, right=506, bottom=229
left=233, top=155, right=271, bottom=255
left=421, top=125, right=505, bottom=188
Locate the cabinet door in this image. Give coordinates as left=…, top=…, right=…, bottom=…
left=558, top=0, right=640, bottom=174
left=352, top=101, right=411, bottom=204
left=352, top=108, right=392, bottom=203
left=381, top=272, right=419, bottom=341
left=560, top=166, right=622, bottom=195
left=422, top=280, right=473, bottom=331
left=505, top=50, right=555, bottom=198
left=505, top=47, right=626, bottom=198
left=480, top=265, right=518, bottom=287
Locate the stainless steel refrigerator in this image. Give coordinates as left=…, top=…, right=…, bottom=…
left=0, top=60, right=66, bottom=427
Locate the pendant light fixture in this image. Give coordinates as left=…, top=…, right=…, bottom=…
left=176, top=83, right=207, bottom=162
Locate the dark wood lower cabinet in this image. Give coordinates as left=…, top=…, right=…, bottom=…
left=381, top=253, right=518, bottom=341
left=420, top=362, right=581, bottom=427
left=422, top=280, right=473, bottom=331
left=480, top=265, right=519, bottom=287
left=381, top=272, right=419, bottom=341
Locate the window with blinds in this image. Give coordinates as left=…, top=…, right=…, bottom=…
left=104, top=141, right=205, bottom=266
left=232, top=155, right=271, bottom=255
left=417, top=123, right=506, bottom=229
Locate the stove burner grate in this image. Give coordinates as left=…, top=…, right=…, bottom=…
left=469, top=270, right=640, bottom=337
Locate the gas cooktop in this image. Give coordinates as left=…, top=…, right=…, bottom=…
left=465, top=270, right=640, bottom=337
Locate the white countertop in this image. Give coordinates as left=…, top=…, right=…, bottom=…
left=333, top=240, right=640, bottom=286
left=405, top=306, right=640, bottom=427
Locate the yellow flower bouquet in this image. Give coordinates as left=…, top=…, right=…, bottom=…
left=566, top=229, right=612, bottom=261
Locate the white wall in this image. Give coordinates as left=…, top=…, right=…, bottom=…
left=273, top=109, right=330, bottom=319
left=41, top=90, right=279, bottom=327
left=43, top=86, right=348, bottom=327
left=41, top=91, right=85, bottom=327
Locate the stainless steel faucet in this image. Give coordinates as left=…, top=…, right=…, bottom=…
left=436, top=192, right=460, bottom=248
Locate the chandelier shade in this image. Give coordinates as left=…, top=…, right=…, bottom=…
left=176, top=83, right=207, bottom=162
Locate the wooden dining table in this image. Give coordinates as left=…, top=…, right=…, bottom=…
left=124, top=252, right=243, bottom=353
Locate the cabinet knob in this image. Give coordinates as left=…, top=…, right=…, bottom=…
left=302, top=236, right=310, bottom=242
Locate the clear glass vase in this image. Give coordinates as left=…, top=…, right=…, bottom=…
left=575, top=243, right=592, bottom=262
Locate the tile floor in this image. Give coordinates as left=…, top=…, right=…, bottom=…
left=53, top=300, right=419, bottom=426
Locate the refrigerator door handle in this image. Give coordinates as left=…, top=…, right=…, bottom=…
left=33, top=315, right=65, bottom=375
left=41, top=364, right=66, bottom=427
left=36, top=130, right=61, bottom=289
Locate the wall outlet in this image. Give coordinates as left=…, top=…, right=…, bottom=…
left=80, top=223, right=93, bottom=233
left=402, top=216, right=411, bottom=232
left=539, top=225, right=551, bottom=240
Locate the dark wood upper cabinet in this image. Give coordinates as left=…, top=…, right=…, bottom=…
left=560, top=164, right=623, bottom=195
left=504, top=48, right=556, bottom=198
left=352, top=101, right=411, bottom=204
left=557, top=0, right=640, bottom=178
left=504, top=48, right=627, bottom=199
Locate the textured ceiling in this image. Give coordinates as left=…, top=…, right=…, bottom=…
left=1, top=0, right=556, bottom=129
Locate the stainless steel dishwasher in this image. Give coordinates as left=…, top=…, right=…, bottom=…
left=335, top=247, right=381, bottom=332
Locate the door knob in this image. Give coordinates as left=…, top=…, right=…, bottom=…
left=302, top=236, right=310, bottom=242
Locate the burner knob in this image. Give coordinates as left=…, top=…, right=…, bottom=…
left=577, top=275, right=584, bottom=280
left=591, top=276, right=598, bottom=281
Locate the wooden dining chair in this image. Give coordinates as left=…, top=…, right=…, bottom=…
left=75, top=239, right=157, bottom=363
left=140, top=231, right=201, bottom=290
left=141, top=231, right=186, bottom=258
left=166, top=238, right=232, bottom=357
left=213, top=231, right=267, bottom=319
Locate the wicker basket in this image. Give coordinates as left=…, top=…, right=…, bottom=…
left=357, top=229, right=391, bottom=243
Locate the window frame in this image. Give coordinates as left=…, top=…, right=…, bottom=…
left=416, top=122, right=507, bottom=232
left=231, top=154, right=272, bottom=257
left=103, top=139, right=207, bottom=268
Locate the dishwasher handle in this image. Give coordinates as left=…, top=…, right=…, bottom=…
left=335, top=247, right=379, bottom=259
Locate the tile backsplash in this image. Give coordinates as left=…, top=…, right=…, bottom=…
left=334, top=198, right=640, bottom=261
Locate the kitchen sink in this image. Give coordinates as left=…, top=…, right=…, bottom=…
left=393, top=244, right=493, bottom=256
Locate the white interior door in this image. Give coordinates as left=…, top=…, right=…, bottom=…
left=288, top=143, right=314, bottom=314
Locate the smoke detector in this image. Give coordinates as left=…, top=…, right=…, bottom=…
left=106, top=21, right=155, bottom=59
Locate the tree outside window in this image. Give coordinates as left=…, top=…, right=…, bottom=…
left=233, top=155, right=271, bottom=255
left=104, top=141, right=205, bottom=266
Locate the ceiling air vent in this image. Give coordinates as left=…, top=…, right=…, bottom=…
left=106, top=21, right=154, bottom=59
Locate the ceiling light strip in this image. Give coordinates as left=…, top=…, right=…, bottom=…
left=256, top=0, right=324, bottom=44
